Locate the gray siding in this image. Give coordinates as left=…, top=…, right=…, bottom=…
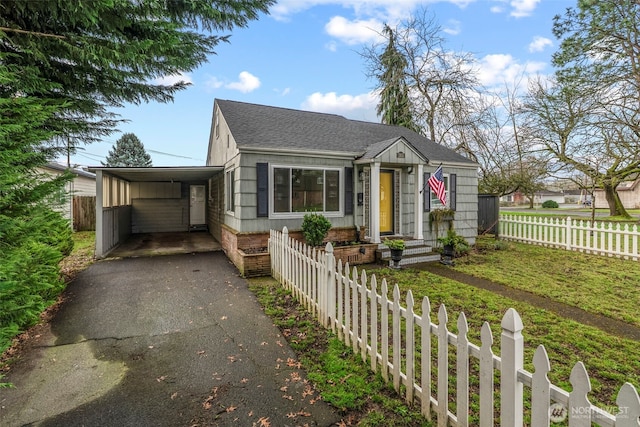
left=229, top=152, right=355, bottom=233
left=423, top=164, right=478, bottom=246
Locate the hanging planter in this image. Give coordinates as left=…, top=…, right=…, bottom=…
left=429, top=207, right=455, bottom=223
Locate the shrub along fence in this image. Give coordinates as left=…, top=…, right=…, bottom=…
left=500, top=215, right=640, bottom=261
left=269, top=226, right=640, bottom=426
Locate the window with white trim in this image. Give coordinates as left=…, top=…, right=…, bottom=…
left=430, top=175, right=450, bottom=209
left=272, top=166, right=341, bottom=215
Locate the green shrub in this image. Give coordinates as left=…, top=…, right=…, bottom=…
left=301, top=212, right=332, bottom=247
left=0, top=207, right=72, bottom=353
left=437, top=229, right=470, bottom=256
left=542, top=200, right=559, bottom=208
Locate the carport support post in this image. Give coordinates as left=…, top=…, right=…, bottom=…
left=95, top=170, right=104, bottom=258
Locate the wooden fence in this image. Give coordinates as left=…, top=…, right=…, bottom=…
left=73, top=196, right=96, bottom=231
left=500, top=215, right=640, bottom=261
left=269, top=227, right=640, bottom=426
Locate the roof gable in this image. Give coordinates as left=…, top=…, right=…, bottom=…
left=358, top=136, right=427, bottom=163
left=214, top=99, right=476, bottom=165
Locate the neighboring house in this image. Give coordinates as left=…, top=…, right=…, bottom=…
left=501, top=190, right=568, bottom=206
left=593, top=178, right=640, bottom=209
left=40, top=162, right=96, bottom=229
left=500, top=192, right=528, bottom=206
left=92, top=99, right=479, bottom=270
left=533, top=190, right=565, bottom=206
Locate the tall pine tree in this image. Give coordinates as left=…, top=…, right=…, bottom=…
left=0, top=89, right=73, bottom=353
left=103, top=133, right=153, bottom=167
left=0, top=0, right=274, bottom=150
left=375, top=24, right=419, bottom=132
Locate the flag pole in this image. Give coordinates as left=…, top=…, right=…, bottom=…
left=419, top=163, right=442, bottom=194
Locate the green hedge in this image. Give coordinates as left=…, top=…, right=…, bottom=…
left=0, top=207, right=72, bottom=353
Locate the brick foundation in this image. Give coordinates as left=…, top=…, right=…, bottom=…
left=221, top=225, right=371, bottom=277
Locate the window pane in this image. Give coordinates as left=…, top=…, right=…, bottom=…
left=430, top=176, right=449, bottom=208
left=325, top=170, right=339, bottom=211
left=292, top=169, right=323, bottom=212
left=274, top=168, right=290, bottom=212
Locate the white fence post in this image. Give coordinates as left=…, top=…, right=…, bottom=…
left=501, top=308, right=524, bottom=427
left=531, top=345, right=551, bottom=426
left=566, top=217, right=572, bottom=251
left=282, top=226, right=289, bottom=287
left=616, top=383, right=640, bottom=426
left=479, top=322, right=494, bottom=427
left=437, top=304, right=449, bottom=427
left=323, top=242, right=335, bottom=329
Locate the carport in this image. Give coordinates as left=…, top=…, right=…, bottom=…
left=91, top=166, right=223, bottom=258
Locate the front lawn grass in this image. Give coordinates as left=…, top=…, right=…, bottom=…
left=248, top=277, right=431, bottom=426
left=365, top=266, right=640, bottom=411
left=454, top=237, right=640, bottom=326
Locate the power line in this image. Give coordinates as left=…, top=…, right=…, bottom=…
left=147, top=149, right=204, bottom=161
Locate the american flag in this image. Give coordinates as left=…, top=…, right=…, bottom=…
left=428, top=165, right=446, bottom=206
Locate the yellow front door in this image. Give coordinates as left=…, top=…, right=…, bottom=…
left=379, top=170, right=394, bottom=234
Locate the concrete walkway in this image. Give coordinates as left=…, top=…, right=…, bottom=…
left=0, top=252, right=341, bottom=426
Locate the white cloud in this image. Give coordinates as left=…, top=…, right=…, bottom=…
left=205, top=76, right=224, bottom=91
left=325, top=16, right=384, bottom=45
left=270, top=0, right=474, bottom=22
left=325, top=40, right=338, bottom=52
left=478, top=53, right=546, bottom=87
left=274, top=87, right=291, bottom=96
left=225, top=71, right=261, bottom=93
left=302, top=91, right=379, bottom=121
left=154, top=72, right=193, bottom=86
left=528, top=36, right=552, bottom=53
left=443, top=19, right=462, bottom=36
left=204, top=71, right=262, bottom=93
left=510, top=0, right=539, bottom=18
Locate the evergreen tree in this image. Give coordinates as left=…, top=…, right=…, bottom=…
left=375, top=24, right=419, bottom=132
left=0, top=90, right=73, bottom=353
left=0, top=0, right=274, bottom=150
left=0, top=0, right=273, bottom=353
left=103, top=133, right=153, bottom=167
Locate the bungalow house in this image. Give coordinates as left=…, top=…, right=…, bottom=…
left=207, top=100, right=478, bottom=261
left=92, top=99, right=478, bottom=273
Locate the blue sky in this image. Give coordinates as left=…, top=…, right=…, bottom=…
left=62, top=0, right=575, bottom=168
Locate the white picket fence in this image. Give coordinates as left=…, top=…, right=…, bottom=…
left=500, top=215, right=640, bottom=260
left=269, top=227, right=640, bottom=426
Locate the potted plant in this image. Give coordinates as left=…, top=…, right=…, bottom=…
left=384, top=238, right=405, bottom=269
left=436, top=229, right=469, bottom=266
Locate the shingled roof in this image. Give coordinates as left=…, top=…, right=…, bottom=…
left=215, top=99, right=476, bottom=165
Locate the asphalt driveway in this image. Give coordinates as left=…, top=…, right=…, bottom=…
left=0, top=252, right=341, bottom=426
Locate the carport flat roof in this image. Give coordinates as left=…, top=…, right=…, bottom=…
left=89, top=166, right=223, bottom=182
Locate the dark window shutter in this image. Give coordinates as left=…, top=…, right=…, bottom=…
left=423, top=172, right=431, bottom=212
left=344, top=167, right=353, bottom=215
left=449, top=173, right=457, bottom=211
left=256, top=163, right=268, bottom=217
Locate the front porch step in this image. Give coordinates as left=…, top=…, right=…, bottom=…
left=377, top=239, right=441, bottom=267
